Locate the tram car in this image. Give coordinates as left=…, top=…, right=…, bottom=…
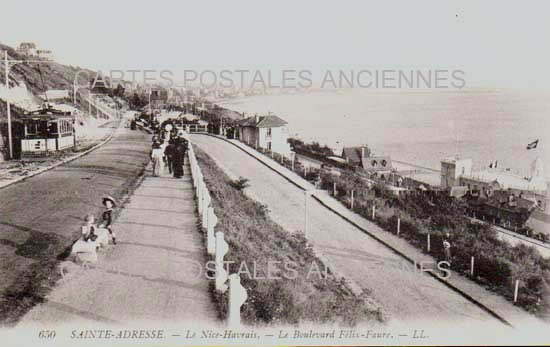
left=20, top=104, right=76, bottom=159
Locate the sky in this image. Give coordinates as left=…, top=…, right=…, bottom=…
left=1, top=0, right=549, bottom=89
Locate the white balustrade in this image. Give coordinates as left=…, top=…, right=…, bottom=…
left=228, top=274, right=247, bottom=327
left=187, top=141, right=247, bottom=322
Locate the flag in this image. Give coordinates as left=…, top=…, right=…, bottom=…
left=527, top=139, right=539, bottom=150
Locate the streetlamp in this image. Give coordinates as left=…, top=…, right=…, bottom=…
left=2, top=51, right=49, bottom=159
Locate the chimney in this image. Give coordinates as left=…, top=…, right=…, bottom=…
left=361, top=147, right=365, bottom=159
left=255, top=114, right=259, bottom=124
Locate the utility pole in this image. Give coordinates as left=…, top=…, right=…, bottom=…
left=4, top=51, right=13, bottom=159
left=148, top=88, right=152, bottom=115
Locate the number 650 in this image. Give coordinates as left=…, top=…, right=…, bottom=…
left=38, top=330, right=56, bottom=339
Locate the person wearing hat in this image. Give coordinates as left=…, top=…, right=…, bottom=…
left=151, top=141, right=163, bottom=177
left=101, top=195, right=117, bottom=245
left=164, top=140, right=174, bottom=174
left=172, top=134, right=187, bottom=178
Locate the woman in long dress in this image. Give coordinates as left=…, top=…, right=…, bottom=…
left=172, top=138, right=185, bottom=178
left=151, top=141, right=163, bottom=177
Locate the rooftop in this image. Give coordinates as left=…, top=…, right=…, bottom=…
left=441, top=156, right=471, bottom=164
left=239, top=115, right=288, bottom=128
left=462, top=169, right=546, bottom=191
left=342, top=146, right=368, bottom=164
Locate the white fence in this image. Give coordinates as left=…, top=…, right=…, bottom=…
left=187, top=142, right=248, bottom=327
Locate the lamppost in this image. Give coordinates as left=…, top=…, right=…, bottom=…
left=2, top=51, right=48, bottom=159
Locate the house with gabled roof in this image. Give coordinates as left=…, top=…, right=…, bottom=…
left=237, top=114, right=292, bottom=156
left=342, top=145, right=393, bottom=175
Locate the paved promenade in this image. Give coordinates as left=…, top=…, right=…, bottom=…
left=20, top=158, right=217, bottom=326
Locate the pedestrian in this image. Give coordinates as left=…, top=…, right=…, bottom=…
left=159, top=140, right=167, bottom=171
left=71, top=214, right=99, bottom=262
left=443, top=238, right=451, bottom=263
left=151, top=141, right=163, bottom=177
left=172, top=135, right=185, bottom=178
left=164, top=141, right=174, bottom=174
left=101, top=195, right=117, bottom=245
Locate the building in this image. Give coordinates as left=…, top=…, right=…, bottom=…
left=35, top=49, right=52, bottom=60
left=442, top=156, right=549, bottom=236
left=341, top=145, right=392, bottom=175
left=342, top=146, right=370, bottom=165
left=16, top=42, right=37, bottom=56
left=441, top=156, right=546, bottom=193
left=440, top=156, right=473, bottom=189
left=361, top=155, right=393, bottom=175
left=16, top=42, right=52, bottom=60
left=39, top=89, right=70, bottom=101
left=237, top=114, right=292, bottom=156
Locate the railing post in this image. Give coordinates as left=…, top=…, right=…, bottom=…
left=397, top=217, right=400, bottom=235
left=514, top=279, right=519, bottom=303
left=197, top=181, right=203, bottom=213
left=304, top=190, right=311, bottom=238
left=351, top=190, right=354, bottom=209
left=207, top=207, right=217, bottom=255
left=372, top=204, right=376, bottom=220
left=215, top=232, right=229, bottom=292
left=228, top=274, right=247, bottom=327
left=470, top=256, right=475, bottom=277
left=202, top=191, right=211, bottom=228
left=427, top=233, right=431, bottom=253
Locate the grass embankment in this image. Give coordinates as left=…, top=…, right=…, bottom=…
left=194, top=147, right=384, bottom=326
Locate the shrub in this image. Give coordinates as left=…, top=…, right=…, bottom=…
left=230, top=177, right=250, bottom=190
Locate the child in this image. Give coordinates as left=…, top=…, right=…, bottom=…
left=71, top=214, right=99, bottom=263
left=101, top=195, right=117, bottom=245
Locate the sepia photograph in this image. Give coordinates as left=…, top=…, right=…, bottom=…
left=0, top=1, right=549, bottom=346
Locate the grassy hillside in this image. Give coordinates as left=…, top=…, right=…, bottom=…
left=0, top=43, right=93, bottom=94
left=0, top=43, right=96, bottom=120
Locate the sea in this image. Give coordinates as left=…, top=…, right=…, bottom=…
left=219, top=89, right=550, bottom=180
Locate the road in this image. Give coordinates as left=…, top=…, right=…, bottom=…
left=190, top=134, right=499, bottom=325
left=0, top=112, right=151, bottom=325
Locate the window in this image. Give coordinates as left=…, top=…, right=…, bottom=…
left=267, top=142, right=272, bottom=150
left=267, top=128, right=272, bottom=136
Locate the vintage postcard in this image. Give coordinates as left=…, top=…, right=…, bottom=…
left=0, top=1, right=549, bottom=346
